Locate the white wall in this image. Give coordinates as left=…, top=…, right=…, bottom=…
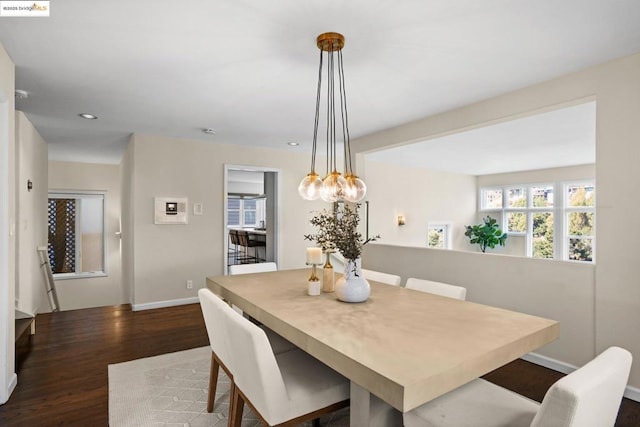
left=354, top=52, right=640, bottom=389
left=125, top=133, right=327, bottom=308
left=362, top=244, right=595, bottom=367
left=121, top=139, right=134, bottom=305
left=15, top=112, right=48, bottom=315
left=477, top=164, right=595, bottom=188
left=363, top=160, right=476, bottom=250
left=0, top=41, right=16, bottom=404
left=48, top=161, right=124, bottom=310
left=227, top=169, right=264, bottom=194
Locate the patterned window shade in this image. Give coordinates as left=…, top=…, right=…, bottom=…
left=48, top=198, right=76, bottom=274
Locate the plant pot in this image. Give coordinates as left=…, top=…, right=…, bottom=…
left=335, top=258, right=370, bottom=303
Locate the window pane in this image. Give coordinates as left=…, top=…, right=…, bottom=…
left=227, top=211, right=240, bottom=226
left=532, top=212, right=554, bottom=259
left=48, top=198, right=76, bottom=274
left=244, top=199, right=257, bottom=210
left=568, top=212, right=594, bottom=236
left=244, top=211, right=256, bottom=225
left=568, top=238, right=593, bottom=262
left=507, top=212, right=526, bottom=233
left=532, top=185, right=554, bottom=207
left=227, top=197, right=240, bottom=226
left=227, top=198, right=240, bottom=209
left=79, top=197, right=104, bottom=273
left=482, top=189, right=502, bottom=209
left=508, top=188, right=527, bottom=208
left=567, top=184, right=595, bottom=207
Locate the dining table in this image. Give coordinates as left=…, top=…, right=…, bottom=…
left=206, top=268, right=559, bottom=426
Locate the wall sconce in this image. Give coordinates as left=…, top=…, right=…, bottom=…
left=27, top=179, right=33, bottom=192
left=397, top=215, right=405, bottom=226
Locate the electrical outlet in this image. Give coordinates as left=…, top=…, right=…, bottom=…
left=186, top=280, right=193, bottom=289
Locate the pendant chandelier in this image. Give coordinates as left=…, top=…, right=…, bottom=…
left=298, top=32, right=366, bottom=202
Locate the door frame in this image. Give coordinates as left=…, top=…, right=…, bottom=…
left=223, top=164, right=281, bottom=274
left=0, top=90, right=16, bottom=404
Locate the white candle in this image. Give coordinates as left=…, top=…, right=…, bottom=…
left=306, top=247, right=322, bottom=265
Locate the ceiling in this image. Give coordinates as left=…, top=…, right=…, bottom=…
left=1, top=0, right=639, bottom=166
left=366, top=101, right=596, bottom=175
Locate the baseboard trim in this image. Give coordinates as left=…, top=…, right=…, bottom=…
left=132, top=297, right=199, bottom=312
left=521, top=351, right=576, bottom=375
left=624, top=385, right=640, bottom=402
left=522, top=351, right=640, bottom=402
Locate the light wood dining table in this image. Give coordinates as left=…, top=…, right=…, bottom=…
left=206, top=268, right=559, bottom=426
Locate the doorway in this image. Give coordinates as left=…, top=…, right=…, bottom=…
left=223, top=165, right=280, bottom=274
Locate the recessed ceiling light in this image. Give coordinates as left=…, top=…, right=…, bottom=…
left=287, top=142, right=299, bottom=146
left=202, top=128, right=216, bottom=135
left=78, top=113, right=98, bottom=120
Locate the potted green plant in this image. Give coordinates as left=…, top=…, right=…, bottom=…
left=464, top=216, right=507, bottom=253
left=305, top=203, right=379, bottom=302
left=305, top=203, right=378, bottom=263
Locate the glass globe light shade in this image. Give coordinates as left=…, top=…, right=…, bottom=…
left=344, top=174, right=367, bottom=202
left=298, top=172, right=322, bottom=200
left=320, top=171, right=347, bottom=202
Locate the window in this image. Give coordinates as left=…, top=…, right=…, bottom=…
left=480, top=181, right=595, bottom=263
left=427, top=223, right=451, bottom=249
left=566, top=183, right=595, bottom=262
left=48, top=191, right=107, bottom=278
left=227, top=197, right=265, bottom=228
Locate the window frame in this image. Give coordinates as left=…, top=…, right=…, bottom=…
left=479, top=180, right=595, bottom=263
left=563, top=181, right=596, bottom=263
left=48, top=190, right=108, bottom=280
left=427, top=222, right=452, bottom=249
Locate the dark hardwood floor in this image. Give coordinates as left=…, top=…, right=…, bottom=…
left=1, top=304, right=209, bottom=426
left=0, top=303, right=638, bottom=426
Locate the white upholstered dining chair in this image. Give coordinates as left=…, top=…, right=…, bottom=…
left=228, top=261, right=277, bottom=275
left=219, top=288, right=350, bottom=426
left=403, top=346, right=632, bottom=427
left=405, top=277, right=467, bottom=300
left=226, top=261, right=295, bottom=355
left=198, top=288, right=296, bottom=413
left=198, top=288, right=237, bottom=413
left=362, top=268, right=402, bottom=286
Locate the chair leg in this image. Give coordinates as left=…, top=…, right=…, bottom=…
left=230, top=386, right=244, bottom=427
left=227, top=381, right=236, bottom=426
left=207, top=352, right=220, bottom=412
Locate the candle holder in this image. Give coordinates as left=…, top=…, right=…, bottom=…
left=307, top=262, right=321, bottom=295
left=305, top=247, right=323, bottom=295
left=322, top=250, right=335, bottom=292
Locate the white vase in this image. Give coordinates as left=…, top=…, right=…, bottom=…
left=335, top=258, right=370, bottom=303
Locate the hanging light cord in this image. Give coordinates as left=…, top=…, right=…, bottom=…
left=338, top=49, right=353, bottom=175
left=310, top=48, right=324, bottom=175
left=326, top=48, right=337, bottom=173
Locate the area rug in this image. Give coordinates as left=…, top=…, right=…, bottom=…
left=108, top=346, right=349, bottom=426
